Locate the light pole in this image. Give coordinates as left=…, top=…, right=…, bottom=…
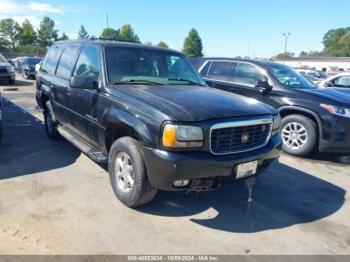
left=283, top=32, right=291, bottom=53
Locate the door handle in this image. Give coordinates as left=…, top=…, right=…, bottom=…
left=66, top=86, right=72, bottom=95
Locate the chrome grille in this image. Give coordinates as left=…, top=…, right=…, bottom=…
left=210, top=119, right=272, bottom=155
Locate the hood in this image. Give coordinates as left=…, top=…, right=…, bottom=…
left=298, top=88, right=350, bottom=105
left=112, top=85, right=276, bottom=122
left=0, top=62, right=10, bottom=68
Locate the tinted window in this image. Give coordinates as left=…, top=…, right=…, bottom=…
left=105, top=47, right=205, bottom=86
left=233, top=63, right=266, bottom=86
left=200, top=61, right=211, bottom=77
left=335, top=76, right=350, bottom=87
left=41, top=45, right=64, bottom=75
left=25, top=57, right=41, bottom=65
left=56, top=44, right=81, bottom=79
left=207, top=61, right=233, bottom=81
left=73, top=45, right=100, bottom=81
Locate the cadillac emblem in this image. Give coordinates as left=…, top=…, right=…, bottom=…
left=241, top=133, right=249, bottom=143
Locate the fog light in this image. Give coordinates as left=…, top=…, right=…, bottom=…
left=173, top=179, right=190, bottom=187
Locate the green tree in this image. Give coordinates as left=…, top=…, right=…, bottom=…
left=157, top=41, right=168, bottom=48
left=119, top=24, right=140, bottom=43
left=37, top=16, right=58, bottom=47
left=182, top=28, right=203, bottom=57
left=58, top=33, right=69, bottom=41
left=78, top=25, right=89, bottom=39
left=322, top=27, right=350, bottom=56
left=0, top=18, right=22, bottom=51
left=100, top=28, right=120, bottom=40
left=272, top=52, right=294, bottom=60
left=19, top=19, right=36, bottom=46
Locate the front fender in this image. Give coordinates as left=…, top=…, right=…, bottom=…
left=278, top=105, right=323, bottom=138
left=102, top=107, right=156, bottom=146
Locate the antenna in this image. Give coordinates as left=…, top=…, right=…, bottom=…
left=106, top=13, right=109, bottom=28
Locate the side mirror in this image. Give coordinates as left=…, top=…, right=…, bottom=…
left=255, top=80, right=272, bottom=94
left=70, top=76, right=96, bottom=90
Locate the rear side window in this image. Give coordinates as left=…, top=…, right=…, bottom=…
left=73, top=45, right=100, bottom=81
left=56, top=44, right=81, bottom=79
left=207, top=61, right=233, bottom=81
left=334, top=76, right=350, bottom=87
left=233, top=63, right=266, bottom=86
left=41, top=45, right=64, bottom=75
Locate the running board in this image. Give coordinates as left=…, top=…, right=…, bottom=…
left=57, top=126, right=108, bottom=163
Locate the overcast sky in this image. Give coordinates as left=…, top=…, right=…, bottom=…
left=1, top=0, right=349, bottom=58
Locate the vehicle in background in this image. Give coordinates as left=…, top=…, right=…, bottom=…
left=304, top=74, right=322, bottom=85
left=10, top=57, right=24, bottom=73
left=0, top=91, right=2, bottom=141
left=35, top=60, right=42, bottom=76
left=36, top=40, right=281, bottom=207
left=21, top=57, right=42, bottom=79
left=192, top=58, right=350, bottom=157
left=0, top=53, right=16, bottom=85
left=317, top=73, right=350, bottom=88
left=296, top=68, right=327, bottom=79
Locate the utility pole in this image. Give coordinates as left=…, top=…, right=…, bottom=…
left=106, top=13, right=109, bottom=28
left=283, top=32, right=291, bottom=53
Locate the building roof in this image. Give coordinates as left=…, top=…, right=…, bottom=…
left=275, top=57, right=350, bottom=62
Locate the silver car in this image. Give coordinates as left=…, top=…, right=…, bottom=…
left=0, top=53, right=15, bottom=85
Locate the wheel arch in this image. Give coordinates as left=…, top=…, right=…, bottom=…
left=278, top=106, right=323, bottom=140
left=102, top=108, right=155, bottom=153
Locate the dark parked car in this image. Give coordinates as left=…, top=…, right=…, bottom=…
left=0, top=91, right=2, bottom=141
left=36, top=40, right=281, bottom=207
left=191, top=58, right=350, bottom=156
left=0, top=53, right=15, bottom=85
left=21, top=57, right=42, bottom=79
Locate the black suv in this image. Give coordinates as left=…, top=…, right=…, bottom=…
left=191, top=58, right=350, bottom=156
left=36, top=41, right=281, bottom=207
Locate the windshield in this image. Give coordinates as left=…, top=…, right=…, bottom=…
left=0, top=54, right=7, bottom=63
left=268, top=64, right=316, bottom=89
left=105, top=47, right=206, bottom=86
left=26, top=57, right=41, bottom=65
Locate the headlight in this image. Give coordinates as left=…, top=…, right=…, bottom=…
left=320, top=104, right=350, bottom=118
left=162, top=124, right=203, bottom=148
left=7, top=66, right=15, bottom=73
left=272, top=114, right=281, bottom=136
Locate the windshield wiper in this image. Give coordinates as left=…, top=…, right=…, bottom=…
left=113, top=79, right=164, bottom=85
left=167, top=78, right=205, bottom=86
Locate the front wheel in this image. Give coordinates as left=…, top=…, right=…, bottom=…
left=108, top=137, right=157, bottom=207
left=281, top=114, right=317, bottom=156
left=44, top=106, right=60, bottom=139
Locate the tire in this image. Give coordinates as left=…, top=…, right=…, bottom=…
left=280, top=114, right=317, bottom=156
left=44, top=105, right=60, bottom=140
left=108, top=137, right=157, bottom=207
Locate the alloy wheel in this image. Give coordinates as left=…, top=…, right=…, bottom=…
left=281, top=122, right=308, bottom=150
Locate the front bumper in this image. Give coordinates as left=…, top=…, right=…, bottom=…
left=319, top=114, right=350, bottom=153
left=142, top=135, right=282, bottom=191
left=0, top=72, right=15, bottom=81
